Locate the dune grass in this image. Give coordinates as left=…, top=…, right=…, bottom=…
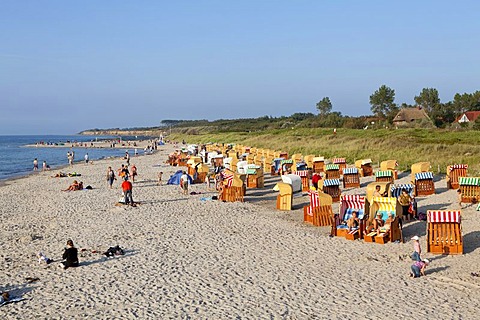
left=169, top=128, right=480, bottom=175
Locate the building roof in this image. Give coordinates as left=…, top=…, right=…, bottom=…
left=393, top=107, right=430, bottom=123
left=455, top=111, right=480, bottom=123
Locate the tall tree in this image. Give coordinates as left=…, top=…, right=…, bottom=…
left=414, top=88, right=440, bottom=115
left=452, top=91, right=480, bottom=116
left=316, top=97, right=332, bottom=116
left=369, top=85, right=396, bottom=120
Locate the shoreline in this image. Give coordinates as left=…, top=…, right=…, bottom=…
left=0, top=139, right=161, bottom=184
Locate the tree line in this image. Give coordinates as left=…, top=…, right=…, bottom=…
left=317, top=86, right=480, bottom=128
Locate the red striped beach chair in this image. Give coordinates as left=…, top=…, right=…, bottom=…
left=303, top=190, right=333, bottom=227
left=427, top=210, right=463, bottom=255
left=334, top=195, right=366, bottom=240
left=332, top=158, right=347, bottom=174
left=295, top=170, right=311, bottom=191
left=447, top=164, right=468, bottom=189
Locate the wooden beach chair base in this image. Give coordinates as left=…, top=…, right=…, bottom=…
left=345, top=229, right=360, bottom=240
left=364, top=232, right=376, bottom=243
left=375, top=233, right=389, bottom=244
left=415, top=180, right=435, bottom=196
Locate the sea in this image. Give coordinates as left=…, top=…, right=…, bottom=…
left=0, top=135, right=139, bottom=181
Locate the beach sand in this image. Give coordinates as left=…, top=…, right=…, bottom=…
left=1, top=145, right=479, bottom=319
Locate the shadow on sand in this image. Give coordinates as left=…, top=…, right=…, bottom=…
left=463, top=231, right=480, bottom=254
left=80, top=249, right=138, bottom=267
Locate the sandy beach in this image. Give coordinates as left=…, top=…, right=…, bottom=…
left=1, top=144, right=480, bottom=319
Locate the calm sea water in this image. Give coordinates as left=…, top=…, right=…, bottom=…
left=0, top=135, right=131, bottom=181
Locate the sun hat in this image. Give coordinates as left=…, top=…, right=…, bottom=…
left=423, top=258, right=430, bottom=264
left=376, top=212, right=382, bottom=216
left=411, top=236, right=419, bottom=241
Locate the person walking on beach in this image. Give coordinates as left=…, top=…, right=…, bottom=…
left=68, top=153, right=73, bottom=167
left=84, top=153, right=89, bottom=165
left=125, top=151, right=130, bottom=166
left=121, top=177, right=134, bottom=205
left=33, top=158, right=38, bottom=171
left=60, top=239, right=79, bottom=269
left=180, top=171, right=189, bottom=195
left=106, top=166, right=116, bottom=189
left=42, top=160, right=47, bottom=171
left=131, top=164, right=137, bottom=182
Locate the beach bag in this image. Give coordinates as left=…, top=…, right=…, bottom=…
left=408, top=203, right=415, bottom=214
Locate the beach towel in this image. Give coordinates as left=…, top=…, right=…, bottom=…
left=0, top=297, right=26, bottom=307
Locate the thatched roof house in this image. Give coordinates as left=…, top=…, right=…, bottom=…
left=393, top=107, right=430, bottom=126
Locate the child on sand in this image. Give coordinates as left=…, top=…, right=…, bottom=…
left=158, top=171, right=163, bottom=185
left=60, top=239, right=79, bottom=269
left=411, top=235, right=422, bottom=261
left=410, top=259, right=429, bottom=278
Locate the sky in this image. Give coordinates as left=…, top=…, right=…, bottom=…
left=1, top=1, right=479, bottom=134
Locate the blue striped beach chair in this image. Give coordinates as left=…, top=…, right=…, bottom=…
left=343, top=167, right=360, bottom=188
left=322, top=178, right=341, bottom=202
left=414, top=172, right=435, bottom=196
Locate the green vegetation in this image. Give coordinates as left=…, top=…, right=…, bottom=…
left=169, top=128, right=480, bottom=175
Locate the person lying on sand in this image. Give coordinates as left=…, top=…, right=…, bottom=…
left=63, top=180, right=79, bottom=191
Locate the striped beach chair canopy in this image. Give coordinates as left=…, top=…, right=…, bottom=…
left=281, top=159, right=294, bottom=165
left=372, top=196, right=397, bottom=220
left=306, top=190, right=330, bottom=215
left=246, top=168, right=257, bottom=175
left=323, top=179, right=340, bottom=187
left=340, top=195, right=365, bottom=220
left=342, top=167, right=358, bottom=175
left=325, top=164, right=340, bottom=171
left=312, top=157, right=325, bottom=162
left=221, top=171, right=235, bottom=187
left=390, top=184, right=415, bottom=198
left=427, top=210, right=461, bottom=223
left=415, top=172, right=434, bottom=180
left=458, top=177, right=480, bottom=186
left=375, top=170, right=393, bottom=178
left=449, top=164, right=468, bottom=171
left=332, top=158, right=346, bottom=164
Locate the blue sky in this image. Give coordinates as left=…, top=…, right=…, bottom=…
left=1, top=1, right=479, bottom=134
